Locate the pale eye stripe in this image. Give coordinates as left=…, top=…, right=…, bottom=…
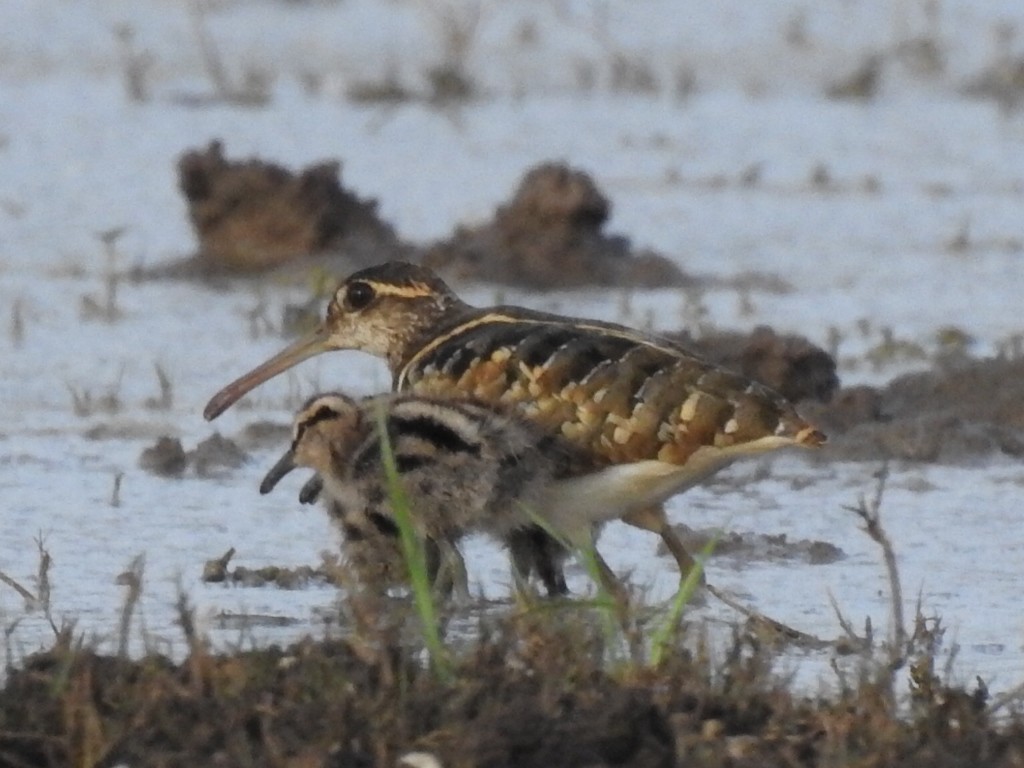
left=368, top=281, right=437, bottom=299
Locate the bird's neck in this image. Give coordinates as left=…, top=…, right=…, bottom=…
left=388, top=295, right=475, bottom=374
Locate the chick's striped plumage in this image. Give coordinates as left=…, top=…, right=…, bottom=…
left=261, top=391, right=586, bottom=596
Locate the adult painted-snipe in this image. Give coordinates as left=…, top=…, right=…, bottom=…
left=206, top=261, right=825, bottom=582
left=260, top=391, right=616, bottom=598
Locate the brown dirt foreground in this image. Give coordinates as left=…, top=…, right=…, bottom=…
left=1, top=608, right=1021, bottom=768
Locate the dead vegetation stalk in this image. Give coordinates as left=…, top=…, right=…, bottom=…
left=35, top=536, right=59, bottom=637
left=10, top=297, right=24, bottom=347
left=110, top=472, right=124, bottom=508
left=176, top=589, right=210, bottom=695
left=188, top=0, right=232, bottom=98
left=844, top=463, right=907, bottom=669
left=0, top=571, right=35, bottom=605
left=147, top=362, right=173, bottom=410
left=113, top=23, right=153, bottom=103
left=116, top=555, right=145, bottom=658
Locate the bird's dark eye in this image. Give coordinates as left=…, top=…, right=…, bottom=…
left=345, top=281, right=375, bottom=311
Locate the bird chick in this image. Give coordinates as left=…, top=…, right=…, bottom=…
left=260, top=392, right=588, bottom=599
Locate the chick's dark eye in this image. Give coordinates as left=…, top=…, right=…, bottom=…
left=345, top=281, right=375, bottom=311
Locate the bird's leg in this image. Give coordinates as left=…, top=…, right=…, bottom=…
left=535, top=549, right=569, bottom=597
left=591, top=548, right=629, bottom=609
left=622, top=505, right=705, bottom=585
left=507, top=527, right=568, bottom=598
left=436, top=539, right=471, bottom=605
left=507, top=531, right=541, bottom=599
left=559, top=522, right=630, bottom=617
left=423, top=538, right=454, bottom=600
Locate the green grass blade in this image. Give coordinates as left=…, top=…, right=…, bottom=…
left=373, top=404, right=452, bottom=681
left=520, top=505, right=623, bottom=660
left=648, top=532, right=720, bottom=668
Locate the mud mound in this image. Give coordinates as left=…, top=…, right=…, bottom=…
left=175, top=140, right=405, bottom=275
left=422, top=162, right=688, bottom=289
left=671, top=524, right=844, bottom=565
left=808, top=356, right=1024, bottom=462
left=138, top=432, right=248, bottom=479
left=671, top=325, right=839, bottom=404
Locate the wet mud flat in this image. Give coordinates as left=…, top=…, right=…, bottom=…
left=6, top=2, right=1024, bottom=760
left=10, top=136, right=1023, bottom=766
left=1, top=596, right=1020, bottom=768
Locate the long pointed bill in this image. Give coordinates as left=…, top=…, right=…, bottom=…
left=260, top=449, right=298, bottom=495
left=203, top=325, right=335, bottom=420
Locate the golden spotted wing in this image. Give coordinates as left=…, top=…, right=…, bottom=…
left=395, top=310, right=824, bottom=467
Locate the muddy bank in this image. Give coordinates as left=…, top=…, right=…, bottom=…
left=422, top=161, right=687, bottom=289
left=162, top=141, right=409, bottom=278
left=805, top=355, right=1024, bottom=463
left=669, top=524, right=844, bottom=566
left=161, top=144, right=690, bottom=289
left=138, top=432, right=251, bottom=479
left=672, top=327, right=1024, bottom=465
left=0, top=610, right=1015, bottom=768
left=671, top=325, right=839, bottom=405
left=673, top=331, right=1024, bottom=465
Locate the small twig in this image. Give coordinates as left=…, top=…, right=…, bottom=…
left=140, top=362, right=175, bottom=410
left=988, top=678, right=1024, bottom=715
left=97, top=227, right=125, bottom=323
left=176, top=589, right=198, bottom=648
left=843, top=462, right=906, bottom=667
left=10, top=297, right=24, bottom=347
left=113, top=23, right=153, bottom=103
left=4, top=616, right=25, bottom=671
left=201, top=547, right=236, bottom=583
left=186, top=0, right=269, bottom=106
left=829, top=656, right=850, bottom=694
left=34, top=536, right=58, bottom=637
left=246, top=291, right=276, bottom=339
left=115, top=554, right=145, bottom=657
left=189, top=0, right=232, bottom=97
left=149, top=363, right=174, bottom=409
left=826, top=589, right=868, bottom=648
left=0, top=570, right=36, bottom=606
left=176, top=587, right=209, bottom=694
left=110, top=471, right=124, bottom=507
left=707, top=583, right=829, bottom=649
left=66, top=382, right=91, bottom=417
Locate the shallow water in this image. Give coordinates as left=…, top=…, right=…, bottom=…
left=2, top=0, right=1023, bottom=695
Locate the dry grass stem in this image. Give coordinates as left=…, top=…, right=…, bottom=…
left=145, top=363, right=174, bottom=410
left=34, top=537, right=59, bottom=637
left=113, top=23, right=153, bottom=102
left=65, top=365, right=125, bottom=417
left=706, top=584, right=828, bottom=649
left=109, top=472, right=124, bottom=507
left=78, top=227, right=127, bottom=323
left=826, top=589, right=871, bottom=653
left=0, top=570, right=36, bottom=607
left=843, top=463, right=907, bottom=668
left=10, top=296, right=24, bottom=346
left=115, top=554, right=145, bottom=657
